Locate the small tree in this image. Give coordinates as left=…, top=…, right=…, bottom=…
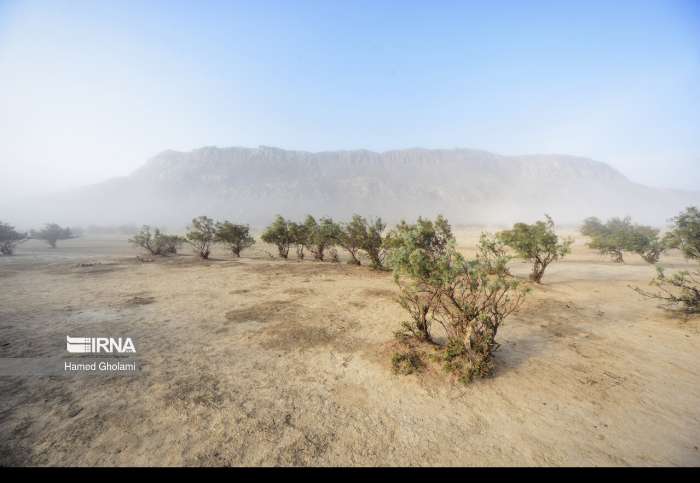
left=632, top=267, right=700, bottom=314
left=31, top=223, right=74, bottom=248
left=215, top=221, right=255, bottom=257
left=387, top=215, right=458, bottom=342
left=129, top=225, right=182, bottom=255
left=336, top=215, right=367, bottom=265
left=288, top=221, right=309, bottom=260
left=185, top=216, right=216, bottom=259
left=475, top=232, right=512, bottom=276
left=497, top=215, right=572, bottom=283
left=304, top=215, right=341, bottom=261
left=632, top=206, right=700, bottom=314
left=0, top=221, right=26, bottom=255
left=388, top=215, right=528, bottom=382
left=582, top=216, right=664, bottom=263
left=261, top=215, right=292, bottom=259
left=362, top=217, right=388, bottom=270
left=663, top=206, right=700, bottom=260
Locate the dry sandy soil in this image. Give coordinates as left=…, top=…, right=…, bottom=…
left=0, top=230, right=699, bottom=466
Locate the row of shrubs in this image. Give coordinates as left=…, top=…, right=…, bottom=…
left=0, top=222, right=76, bottom=254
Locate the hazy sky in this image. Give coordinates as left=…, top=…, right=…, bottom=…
left=1, top=0, right=698, bottom=201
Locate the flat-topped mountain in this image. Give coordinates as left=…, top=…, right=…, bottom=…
left=9, top=146, right=699, bottom=228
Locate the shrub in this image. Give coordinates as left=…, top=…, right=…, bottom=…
left=631, top=207, right=700, bottom=314
left=0, top=221, right=26, bottom=255
left=185, top=216, right=216, bottom=259
left=336, top=215, right=366, bottom=265
left=215, top=221, right=255, bottom=257
left=497, top=215, right=572, bottom=283
left=475, top=232, right=512, bottom=276
left=632, top=266, right=699, bottom=314
left=288, top=221, right=309, bottom=259
left=303, top=215, right=341, bottom=261
left=361, top=217, right=388, bottom=270
left=663, top=206, right=700, bottom=261
left=129, top=225, right=182, bottom=255
left=261, top=215, right=292, bottom=259
left=581, top=216, right=663, bottom=263
left=387, top=215, right=456, bottom=342
left=391, top=349, right=424, bottom=375
left=387, top=215, right=527, bottom=383
left=30, top=223, right=74, bottom=248
left=433, top=260, right=527, bottom=382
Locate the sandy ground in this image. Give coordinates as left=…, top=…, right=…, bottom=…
left=0, top=230, right=699, bottom=466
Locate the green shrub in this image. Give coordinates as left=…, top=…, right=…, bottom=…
left=261, top=215, right=292, bottom=259
left=303, top=215, right=341, bottom=261
left=215, top=221, right=255, bottom=257
left=185, top=216, right=216, bottom=259
left=129, top=225, right=182, bottom=255
left=497, top=215, right=572, bottom=282
left=663, top=206, right=700, bottom=261
left=288, top=221, right=309, bottom=259
left=388, top=215, right=527, bottom=383
left=632, top=266, right=700, bottom=314
left=581, top=216, right=664, bottom=263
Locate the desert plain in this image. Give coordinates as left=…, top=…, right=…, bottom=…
left=0, top=228, right=699, bottom=466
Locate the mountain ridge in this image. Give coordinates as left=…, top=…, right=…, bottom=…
left=6, top=146, right=698, bottom=229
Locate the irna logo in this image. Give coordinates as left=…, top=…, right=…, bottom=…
left=66, top=336, right=136, bottom=354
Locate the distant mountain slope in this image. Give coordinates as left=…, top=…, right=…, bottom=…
left=9, top=146, right=699, bottom=228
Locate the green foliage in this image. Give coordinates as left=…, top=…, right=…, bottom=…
left=497, top=215, right=572, bottom=282
left=303, top=215, right=341, bottom=261
left=288, top=221, right=309, bottom=259
left=261, top=215, right=292, bottom=258
left=30, top=223, right=74, bottom=248
left=336, top=215, right=367, bottom=265
left=475, top=232, right=512, bottom=276
left=215, top=221, right=255, bottom=257
left=388, top=215, right=527, bottom=383
left=335, top=215, right=389, bottom=268
left=185, top=216, right=216, bottom=259
left=632, top=266, right=700, bottom=314
left=362, top=217, right=388, bottom=270
left=663, top=206, right=700, bottom=261
left=581, top=216, right=664, bottom=264
left=129, top=225, right=182, bottom=256
left=0, top=221, right=26, bottom=255
left=387, top=215, right=461, bottom=342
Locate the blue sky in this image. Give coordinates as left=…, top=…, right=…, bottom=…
left=0, top=0, right=698, bottom=198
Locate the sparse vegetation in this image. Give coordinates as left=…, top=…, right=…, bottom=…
left=303, top=215, right=341, bottom=261
left=215, top=221, right=255, bottom=257
left=388, top=215, right=527, bottom=383
left=0, top=221, right=26, bottom=255
left=632, top=206, right=700, bottom=314
left=288, top=221, right=309, bottom=259
left=129, top=225, right=182, bottom=255
left=497, top=215, right=572, bottom=283
left=391, top=348, right=424, bottom=375
left=581, top=216, right=664, bottom=264
left=185, top=216, right=216, bottom=259
left=336, top=215, right=366, bottom=265
left=663, top=206, right=700, bottom=260
left=261, top=215, right=293, bottom=259
left=475, top=232, right=512, bottom=276
left=30, top=223, right=74, bottom=248
left=632, top=266, right=700, bottom=314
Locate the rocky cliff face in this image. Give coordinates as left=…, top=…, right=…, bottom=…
left=9, top=146, right=699, bottom=228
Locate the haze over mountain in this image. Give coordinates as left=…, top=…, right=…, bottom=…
left=6, top=146, right=699, bottom=230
